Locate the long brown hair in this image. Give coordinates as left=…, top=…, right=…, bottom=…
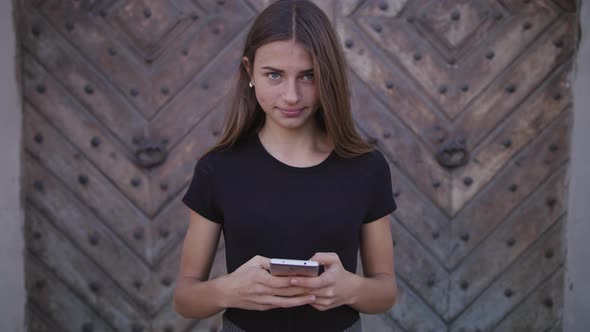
left=206, top=0, right=373, bottom=158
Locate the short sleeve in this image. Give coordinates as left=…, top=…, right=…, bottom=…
left=363, top=150, right=397, bottom=224
left=182, top=155, right=224, bottom=224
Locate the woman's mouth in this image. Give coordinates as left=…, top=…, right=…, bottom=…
left=278, top=107, right=305, bottom=118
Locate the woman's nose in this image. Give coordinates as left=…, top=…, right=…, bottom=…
left=282, top=80, right=300, bottom=105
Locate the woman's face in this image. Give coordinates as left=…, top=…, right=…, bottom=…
left=245, top=40, right=320, bottom=132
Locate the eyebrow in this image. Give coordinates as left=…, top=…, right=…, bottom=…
left=260, top=66, right=313, bottom=74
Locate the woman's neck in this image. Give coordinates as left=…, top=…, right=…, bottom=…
left=257, top=122, right=333, bottom=164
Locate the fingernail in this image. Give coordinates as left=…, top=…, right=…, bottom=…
left=309, top=296, right=316, bottom=301
left=291, top=279, right=298, bottom=284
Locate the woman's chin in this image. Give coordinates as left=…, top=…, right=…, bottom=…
left=266, top=113, right=314, bottom=130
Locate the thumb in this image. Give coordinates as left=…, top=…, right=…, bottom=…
left=309, top=252, right=340, bottom=267
left=250, top=255, right=271, bottom=270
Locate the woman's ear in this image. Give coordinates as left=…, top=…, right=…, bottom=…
left=242, top=56, right=252, bottom=81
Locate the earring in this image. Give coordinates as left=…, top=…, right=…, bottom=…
left=249, top=81, right=254, bottom=88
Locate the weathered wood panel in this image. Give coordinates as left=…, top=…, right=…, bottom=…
left=448, top=166, right=567, bottom=319
left=26, top=253, right=117, bottom=332
left=449, top=112, right=571, bottom=272
left=453, top=67, right=572, bottom=215
left=451, top=221, right=565, bottom=331
left=24, top=103, right=151, bottom=261
left=26, top=206, right=145, bottom=330
left=22, top=51, right=152, bottom=215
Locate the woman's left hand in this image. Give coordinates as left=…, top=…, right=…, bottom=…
left=289, top=252, right=361, bottom=311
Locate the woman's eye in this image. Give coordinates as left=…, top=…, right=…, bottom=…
left=303, top=73, right=314, bottom=80
left=268, top=72, right=280, bottom=80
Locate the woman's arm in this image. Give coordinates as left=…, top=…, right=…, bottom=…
left=289, top=215, right=397, bottom=314
left=351, top=215, right=397, bottom=313
left=173, top=211, right=317, bottom=319
left=173, top=210, right=226, bottom=318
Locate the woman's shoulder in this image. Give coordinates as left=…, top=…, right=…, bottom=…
left=331, top=148, right=389, bottom=178
left=347, top=148, right=387, bottom=166
left=349, top=148, right=389, bottom=175
left=364, top=148, right=387, bottom=162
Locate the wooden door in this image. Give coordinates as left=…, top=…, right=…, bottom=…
left=20, top=0, right=577, bottom=331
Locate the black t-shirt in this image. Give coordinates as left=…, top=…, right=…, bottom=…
left=182, top=133, right=396, bottom=332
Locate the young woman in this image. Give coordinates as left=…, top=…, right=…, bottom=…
left=173, top=1, right=397, bottom=331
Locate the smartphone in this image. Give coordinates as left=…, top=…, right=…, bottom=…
left=269, top=258, right=320, bottom=277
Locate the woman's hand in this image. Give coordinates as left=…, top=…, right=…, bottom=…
left=222, top=255, right=316, bottom=311
left=289, top=252, right=361, bottom=311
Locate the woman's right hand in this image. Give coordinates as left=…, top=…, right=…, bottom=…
left=221, top=255, right=316, bottom=311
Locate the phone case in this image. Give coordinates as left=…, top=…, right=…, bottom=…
left=269, top=259, right=320, bottom=277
